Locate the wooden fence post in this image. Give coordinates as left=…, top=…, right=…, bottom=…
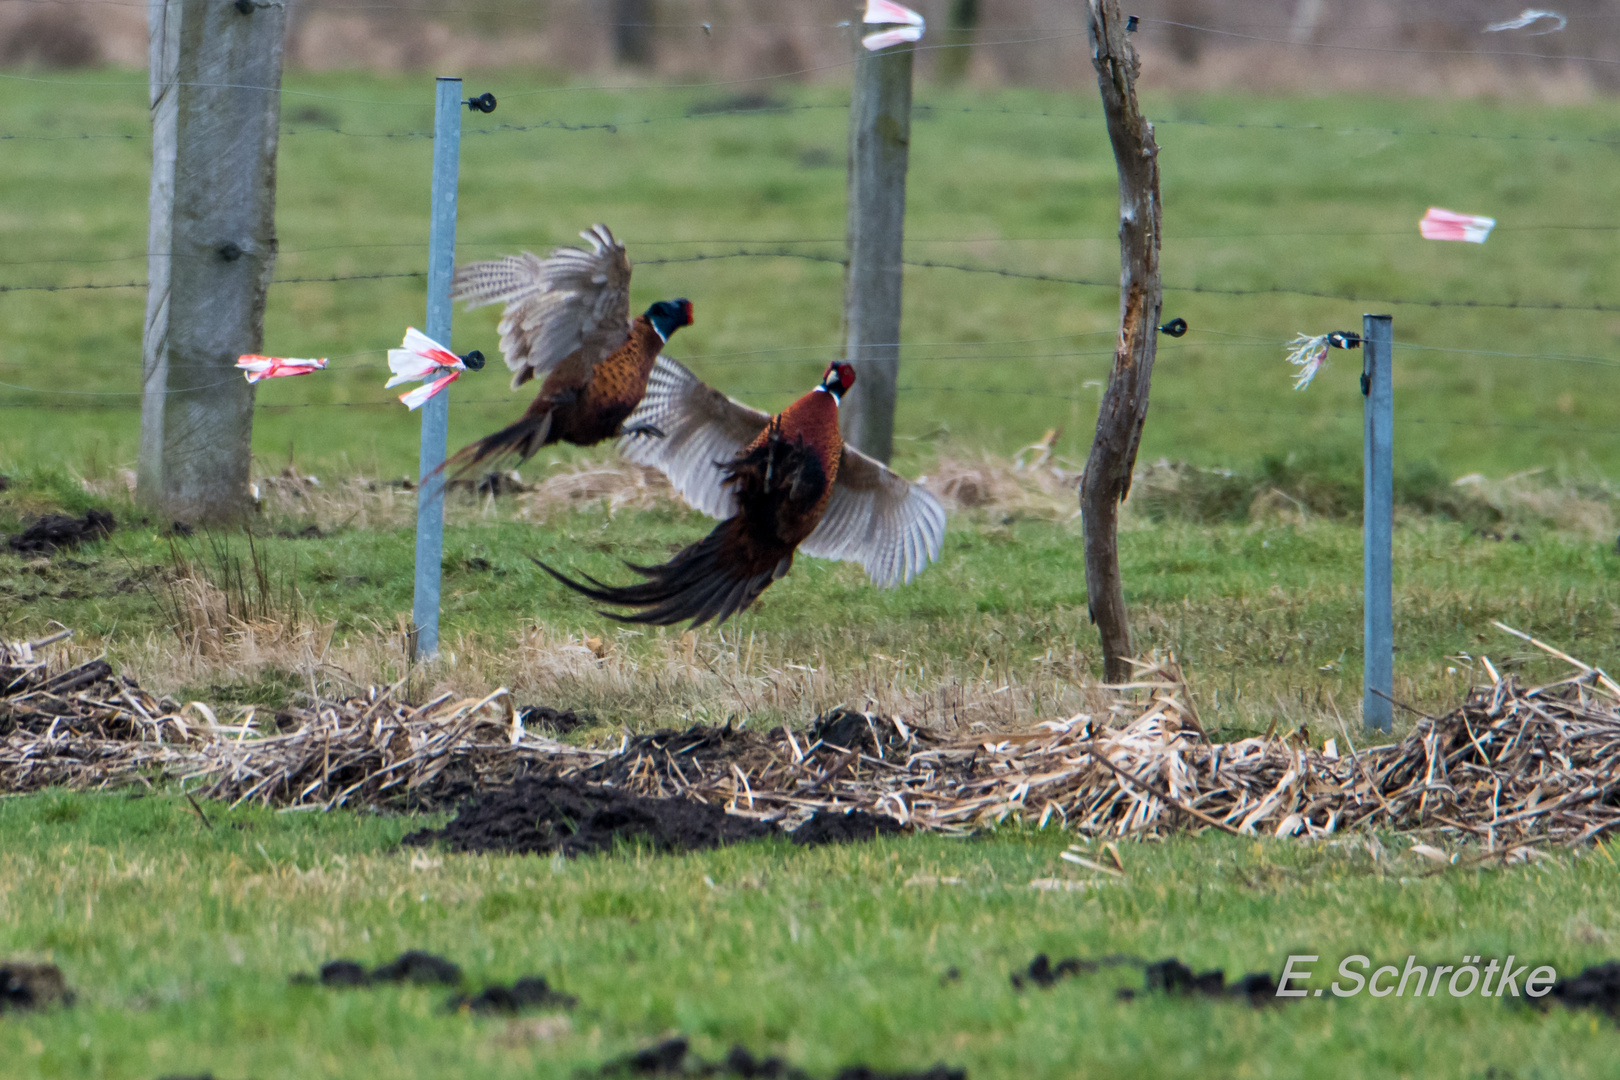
left=1080, top=0, right=1163, bottom=682
left=140, top=0, right=286, bottom=523
left=841, top=27, right=914, bottom=466
left=938, top=0, right=979, bottom=84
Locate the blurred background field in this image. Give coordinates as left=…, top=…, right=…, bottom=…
left=2, top=68, right=1620, bottom=483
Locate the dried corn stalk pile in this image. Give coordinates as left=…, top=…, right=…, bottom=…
left=4, top=627, right=1617, bottom=846
left=568, top=645, right=1620, bottom=846
left=1, top=631, right=598, bottom=808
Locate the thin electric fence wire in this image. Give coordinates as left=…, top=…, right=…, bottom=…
left=1142, top=18, right=1620, bottom=66
left=8, top=93, right=1620, bottom=149
left=10, top=218, right=1620, bottom=269
left=0, top=390, right=1612, bottom=440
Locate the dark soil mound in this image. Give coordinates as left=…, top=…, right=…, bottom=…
left=808, top=708, right=912, bottom=758
left=317, top=960, right=368, bottom=986
left=1005, top=953, right=1282, bottom=1006
left=404, top=776, right=776, bottom=857
left=370, top=950, right=462, bottom=985
left=1009, top=952, right=1142, bottom=990
left=6, top=510, right=114, bottom=554
left=791, top=810, right=904, bottom=846
left=1549, top=960, right=1620, bottom=1019
left=448, top=975, right=576, bottom=1014
left=1115, top=956, right=1291, bottom=1007
left=597, top=1037, right=965, bottom=1079
left=1144, top=958, right=1226, bottom=995
left=292, top=951, right=462, bottom=987
left=0, top=961, right=73, bottom=1011
left=1009, top=953, right=1095, bottom=990
left=524, top=705, right=592, bottom=736
left=573, top=724, right=775, bottom=787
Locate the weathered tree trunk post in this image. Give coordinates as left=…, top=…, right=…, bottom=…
left=1080, top=0, right=1163, bottom=682
left=140, top=0, right=286, bottom=523
left=841, top=26, right=914, bottom=465
left=611, top=0, right=654, bottom=66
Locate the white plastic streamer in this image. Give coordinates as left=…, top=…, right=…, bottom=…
left=1484, top=9, right=1567, bottom=34
left=1285, top=333, right=1330, bottom=391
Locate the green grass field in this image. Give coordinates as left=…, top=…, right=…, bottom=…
left=3, top=794, right=1619, bottom=1080
left=4, top=67, right=1620, bottom=1079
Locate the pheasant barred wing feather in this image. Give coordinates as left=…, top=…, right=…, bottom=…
left=450, top=224, right=632, bottom=389
left=623, top=357, right=946, bottom=587
left=617, top=355, right=771, bottom=520
left=801, top=445, right=946, bottom=587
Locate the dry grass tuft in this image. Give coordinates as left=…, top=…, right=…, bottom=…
left=922, top=445, right=1081, bottom=519
left=1452, top=468, right=1619, bottom=540
left=516, top=461, right=673, bottom=522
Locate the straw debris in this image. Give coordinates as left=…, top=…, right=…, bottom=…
left=4, top=625, right=1617, bottom=849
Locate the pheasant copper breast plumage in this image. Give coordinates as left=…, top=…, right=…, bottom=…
left=536, top=359, right=947, bottom=627
left=435, top=225, right=692, bottom=481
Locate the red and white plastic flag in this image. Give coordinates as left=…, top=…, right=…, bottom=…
left=1420, top=207, right=1495, bottom=244
left=386, top=327, right=466, bottom=410
left=862, top=0, right=925, bottom=50
left=235, top=354, right=327, bottom=383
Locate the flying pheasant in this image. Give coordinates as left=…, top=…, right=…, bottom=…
left=436, top=225, right=692, bottom=480
left=536, top=358, right=947, bottom=627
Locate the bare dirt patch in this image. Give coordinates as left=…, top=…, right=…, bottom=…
left=790, top=809, right=904, bottom=846
left=1547, top=961, right=1620, bottom=1022
left=293, top=950, right=462, bottom=987
left=0, top=960, right=73, bottom=1011
left=5, top=510, right=114, bottom=554
left=403, top=776, right=776, bottom=858
left=597, top=1036, right=965, bottom=1079
left=1007, top=952, right=1288, bottom=1006
left=448, top=975, right=577, bottom=1015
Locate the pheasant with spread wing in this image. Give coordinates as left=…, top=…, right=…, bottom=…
left=437, top=225, right=692, bottom=480
left=536, top=358, right=947, bottom=627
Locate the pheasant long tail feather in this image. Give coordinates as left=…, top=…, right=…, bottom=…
left=431, top=408, right=555, bottom=486
left=532, top=521, right=787, bottom=628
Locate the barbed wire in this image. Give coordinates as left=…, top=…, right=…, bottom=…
left=2, top=388, right=1612, bottom=440
left=7, top=218, right=1620, bottom=271
left=2, top=332, right=1609, bottom=380
left=9, top=99, right=1619, bottom=150
left=0, top=271, right=423, bottom=295
left=1143, top=18, right=1620, bottom=66
left=5, top=250, right=1620, bottom=316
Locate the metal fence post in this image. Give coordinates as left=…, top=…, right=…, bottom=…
left=411, top=77, right=462, bottom=662
left=1362, top=313, right=1394, bottom=732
